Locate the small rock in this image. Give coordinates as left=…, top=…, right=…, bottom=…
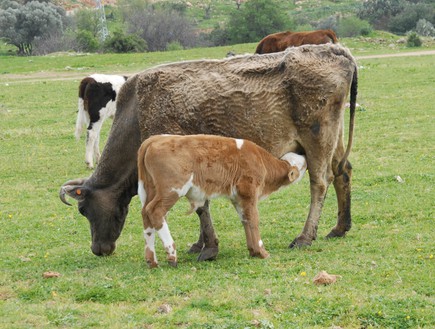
left=395, top=175, right=404, bottom=183
left=313, top=271, right=340, bottom=285
left=42, top=271, right=61, bottom=279
left=157, top=303, right=172, bottom=314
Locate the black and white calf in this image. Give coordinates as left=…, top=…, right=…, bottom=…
left=75, top=74, right=127, bottom=169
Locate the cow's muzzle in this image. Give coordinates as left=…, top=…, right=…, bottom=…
left=91, top=242, right=116, bottom=256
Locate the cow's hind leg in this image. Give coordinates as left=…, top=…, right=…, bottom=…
left=188, top=200, right=219, bottom=262
left=85, top=128, right=96, bottom=169
left=327, top=159, right=352, bottom=238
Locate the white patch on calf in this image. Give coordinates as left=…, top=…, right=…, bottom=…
left=235, top=138, right=244, bottom=150
left=157, top=221, right=177, bottom=258
left=171, top=174, right=194, bottom=197
left=259, top=240, right=264, bottom=248
left=138, top=180, right=147, bottom=206
left=281, top=152, right=307, bottom=184
left=144, top=227, right=157, bottom=263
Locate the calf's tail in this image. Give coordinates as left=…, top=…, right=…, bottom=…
left=337, top=66, right=357, bottom=176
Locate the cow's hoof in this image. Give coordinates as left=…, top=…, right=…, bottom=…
left=326, top=229, right=346, bottom=239
left=187, top=242, right=203, bottom=254
left=197, top=247, right=218, bottom=261
left=289, top=237, right=312, bottom=249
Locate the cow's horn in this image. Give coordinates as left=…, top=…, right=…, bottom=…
left=59, top=178, right=87, bottom=206
left=59, top=187, right=72, bottom=206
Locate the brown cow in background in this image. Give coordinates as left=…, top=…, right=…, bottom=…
left=255, top=29, right=338, bottom=54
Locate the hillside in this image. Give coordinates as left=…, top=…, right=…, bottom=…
left=54, top=0, right=364, bottom=30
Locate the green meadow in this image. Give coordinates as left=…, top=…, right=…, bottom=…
left=0, top=39, right=434, bottom=328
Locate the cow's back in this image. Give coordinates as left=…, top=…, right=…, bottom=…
left=133, top=44, right=356, bottom=158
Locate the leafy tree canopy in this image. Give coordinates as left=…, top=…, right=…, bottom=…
left=0, top=0, right=64, bottom=55
left=225, top=0, right=290, bottom=45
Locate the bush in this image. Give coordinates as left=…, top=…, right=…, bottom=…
left=166, top=41, right=184, bottom=51
left=415, top=19, right=435, bottom=37
left=337, top=16, right=373, bottom=38
left=317, top=15, right=338, bottom=31
left=406, top=32, right=422, bottom=47
left=103, top=31, right=146, bottom=53
left=75, top=30, right=100, bottom=52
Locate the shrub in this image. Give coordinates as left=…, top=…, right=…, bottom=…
left=103, top=31, right=146, bottom=53
left=166, top=41, right=184, bottom=51
left=415, top=19, right=435, bottom=37
left=75, top=30, right=100, bottom=52
left=337, top=16, right=373, bottom=38
left=406, top=32, right=422, bottom=47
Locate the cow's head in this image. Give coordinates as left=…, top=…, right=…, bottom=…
left=59, top=178, right=131, bottom=256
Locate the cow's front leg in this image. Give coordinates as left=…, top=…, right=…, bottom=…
left=289, top=166, right=331, bottom=248
left=189, top=200, right=219, bottom=261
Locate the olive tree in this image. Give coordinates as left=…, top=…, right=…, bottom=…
left=0, top=0, right=63, bottom=55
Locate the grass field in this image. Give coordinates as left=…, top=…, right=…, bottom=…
left=0, top=40, right=434, bottom=328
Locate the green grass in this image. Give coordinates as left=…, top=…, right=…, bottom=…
left=0, top=40, right=434, bottom=328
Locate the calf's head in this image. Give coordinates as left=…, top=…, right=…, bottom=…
left=59, top=178, right=130, bottom=256
left=281, top=152, right=307, bottom=185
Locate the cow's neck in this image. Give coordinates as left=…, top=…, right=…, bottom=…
left=88, top=103, right=142, bottom=200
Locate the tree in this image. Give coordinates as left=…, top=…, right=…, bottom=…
left=0, top=0, right=64, bottom=55
left=225, top=0, right=289, bottom=45
left=121, top=5, right=197, bottom=51
left=358, top=0, right=406, bottom=30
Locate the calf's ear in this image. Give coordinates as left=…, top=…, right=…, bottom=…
left=288, top=167, right=300, bottom=184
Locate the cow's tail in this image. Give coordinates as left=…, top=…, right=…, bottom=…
left=137, top=139, right=150, bottom=207
left=337, top=66, right=357, bottom=176
left=75, top=98, right=87, bottom=140
left=75, top=80, right=90, bottom=140
left=137, top=138, right=152, bottom=185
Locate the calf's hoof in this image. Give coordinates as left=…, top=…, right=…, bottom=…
left=289, top=236, right=313, bottom=249
left=147, top=260, right=159, bottom=269
left=197, top=247, right=218, bottom=262
left=251, top=249, right=270, bottom=259
left=168, top=260, right=178, bottom=268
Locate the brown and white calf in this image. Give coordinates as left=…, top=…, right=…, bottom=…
left=137, top=134, right=307, bottom=268
left=75, top=74, right=127, bottom=169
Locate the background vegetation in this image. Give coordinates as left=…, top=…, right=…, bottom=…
left=0, top=37, right=434, bottom=328
left=1, top=0, right=434, bottom=55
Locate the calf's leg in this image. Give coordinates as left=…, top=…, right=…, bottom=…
left=146, top=194, right=179, bottom=267
left=234, top=189, right=269, bottom=258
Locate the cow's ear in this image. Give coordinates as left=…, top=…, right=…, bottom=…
left=288, top=167, right=300, bottom=184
